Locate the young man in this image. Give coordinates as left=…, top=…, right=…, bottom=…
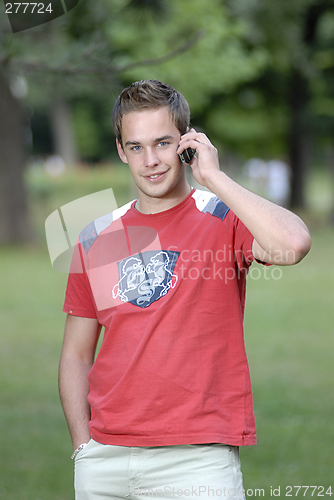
left=59, top=80, right=311, bottom=500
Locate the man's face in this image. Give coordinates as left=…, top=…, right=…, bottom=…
left=116, top=107, right=188, bottom=208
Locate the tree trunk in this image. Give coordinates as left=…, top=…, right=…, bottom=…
left=288, top=69, right=310, bottom=210
left=329, top=145, right=334, bottom=224
left=50, top=96, right=78, bottom=168
left=0, top=72, right=31, bottom=243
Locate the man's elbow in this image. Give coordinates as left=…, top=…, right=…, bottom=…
left=286, top=231, right=312, bottom=265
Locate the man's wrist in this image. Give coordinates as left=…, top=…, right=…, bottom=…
left=71, top=442, right=88, bottom=460
left=204, top=170, right=227, bottom=196
left=72, top=431, right=91, bottom=453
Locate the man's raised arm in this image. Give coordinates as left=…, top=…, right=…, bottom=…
left=178, top=130, right=312, bottom=265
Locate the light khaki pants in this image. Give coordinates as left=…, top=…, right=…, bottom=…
left=74, top=440, right=246, bottom=500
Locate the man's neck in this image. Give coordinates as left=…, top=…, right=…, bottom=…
left=135, top=184, right=192, bottom=215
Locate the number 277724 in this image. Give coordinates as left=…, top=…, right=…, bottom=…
left=5, top=3, right=53, bottom=14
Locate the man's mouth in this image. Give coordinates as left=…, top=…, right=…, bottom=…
left=145, top=170, right=168, bottom=181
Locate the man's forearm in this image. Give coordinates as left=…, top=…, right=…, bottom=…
left=59, top=352, right=92, bottom=450
left=205, top=170, right=311, bottom=265
left=178, top=129, right=311, bottom=264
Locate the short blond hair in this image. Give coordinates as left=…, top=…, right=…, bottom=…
left=112, top=80, right=190, bottom=146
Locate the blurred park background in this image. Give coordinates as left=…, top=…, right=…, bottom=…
left=0, top=0, right=334, bottom=498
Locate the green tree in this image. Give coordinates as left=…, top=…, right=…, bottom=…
left=308, top=4, right=334, bottom=219
left=208, top=0, right=334, bottom=209
left=0, top=0, right=267, bottom=242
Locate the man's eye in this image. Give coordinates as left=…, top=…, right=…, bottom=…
left=131, top=146, right=141, bottom=151
left=158, top=141, right=168, bottom=147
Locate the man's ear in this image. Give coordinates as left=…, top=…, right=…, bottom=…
left=116, top=139, right=128, bottom=164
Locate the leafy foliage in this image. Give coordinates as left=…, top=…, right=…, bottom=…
left=1, top=0, right=267, bottom=107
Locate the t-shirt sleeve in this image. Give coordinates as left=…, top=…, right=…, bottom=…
left=233, top=214, right=272, bottom=271
left=63, top=240, right=97, bottom=318
left=233, top=214, right=272, bottom=270
left=233, top=216, right=255, bottom=271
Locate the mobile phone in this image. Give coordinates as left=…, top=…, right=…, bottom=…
left=179, top=147, right=196, bottom=165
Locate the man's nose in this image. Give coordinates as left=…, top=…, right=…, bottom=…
left=144, top=148, right=159, bottom=168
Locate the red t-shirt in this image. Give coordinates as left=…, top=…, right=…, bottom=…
left=63, top=189, right=259, bottom=447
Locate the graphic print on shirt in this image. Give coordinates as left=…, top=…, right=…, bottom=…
left=112, top=250, right=180, bottom=308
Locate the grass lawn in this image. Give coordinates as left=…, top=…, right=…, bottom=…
left=0, top=165, right=333, bottom=499
left=241, top=228, right=334, bottom=498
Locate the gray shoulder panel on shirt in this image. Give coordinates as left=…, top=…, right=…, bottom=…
left=79, top=200, right=133, bottom=254
left=202, top=195, right=230, bottom=221
left=79, top=220, right=100, bottom=254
